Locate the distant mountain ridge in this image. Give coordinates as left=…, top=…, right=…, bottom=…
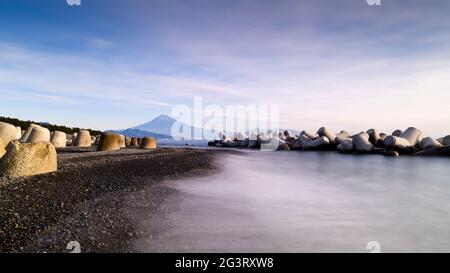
left=113, top=115, right=302, bottom=140
left=132, top=115, right=178, bottom=136
left=131, top=115, right=201, bottom=139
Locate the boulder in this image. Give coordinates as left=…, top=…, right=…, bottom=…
left=97, top=133, right=121, bottom=151
left=352, top=132, right=374, bottom=153
left=384, top=127, right=422, bottom=150
left=0, top=121, right=18, bottom=146
left=27, top=126, right=51, bottom=143
left=73, top=130, right=92, bottom=147
left=421, top=137, right=443, bottom=150
left=140, top=137, right=157, bottom=150
left=0, top=140, right=57, bottom=177
left=51, top=131, right=67, bottom=148
left=125, top=137, right=131, bottom=146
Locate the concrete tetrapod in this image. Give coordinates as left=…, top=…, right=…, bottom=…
left=317, top=127, right=336, bottom=144
left=139, top=137, right=157, bottom=150
left=73, top=130, right=92, bottom=147
left=0, top=122, right=18, bottom=146
left=421, top=137, right=443, bottom=150
left=352, top=132, right=374, bottom=153
left=27, top=126, right=51, bottom=143
left=51, top=131, right=67, bottom=148
left=384, top=127, right=422, bottom=150
left=0, top=140, right=57, bottom=177
left=97, top=133, right=121, bottom=152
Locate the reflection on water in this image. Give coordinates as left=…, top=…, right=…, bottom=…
left=132, top=150, right=450, bottom=252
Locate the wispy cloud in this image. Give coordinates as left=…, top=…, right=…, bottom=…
left=1, top=1, right=450, bottom=136
left=87, top=38, right=115, bottom=49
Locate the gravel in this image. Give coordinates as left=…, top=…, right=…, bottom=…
left=0, top=147, right=222, bottom=253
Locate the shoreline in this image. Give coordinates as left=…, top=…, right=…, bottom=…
left=0, top=147, right=225, bottom=253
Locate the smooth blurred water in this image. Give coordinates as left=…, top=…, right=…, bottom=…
left=158, top=139, right=209, bottom=147
left=132, top=150, right=450, bottom=252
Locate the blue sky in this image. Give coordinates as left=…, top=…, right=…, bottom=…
left=1, top=0, right=450, bottom=136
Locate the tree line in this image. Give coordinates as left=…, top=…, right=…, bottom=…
left=0, top=116, right=102, bottom=136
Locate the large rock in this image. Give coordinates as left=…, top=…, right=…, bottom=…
left=73, top=130, right=92, bottom=147
left=125, top=137, right=131, bottom=146
left=0, top=140, right=57, bottom=177
left=27, top=126, right=51, bottom=143
left=97, top=133, right=121, bottom=151
left=51, top=131, right=67, bottom=148
left=140, top=137, right=157, bottom=150
left=0, top=122, right=18, bottom=147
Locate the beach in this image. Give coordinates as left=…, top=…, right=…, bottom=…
left=2, top=145, right=450, bottom=253
left=0, top=147, right=223, bottom=253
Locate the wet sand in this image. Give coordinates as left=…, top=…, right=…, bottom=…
left=0, top=147, right=224, bottom=253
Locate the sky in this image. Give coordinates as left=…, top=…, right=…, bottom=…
left=0, top=0, right=450, bottom=137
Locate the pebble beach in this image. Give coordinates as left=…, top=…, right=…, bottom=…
left=0, top=147, right=222, bottom=253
